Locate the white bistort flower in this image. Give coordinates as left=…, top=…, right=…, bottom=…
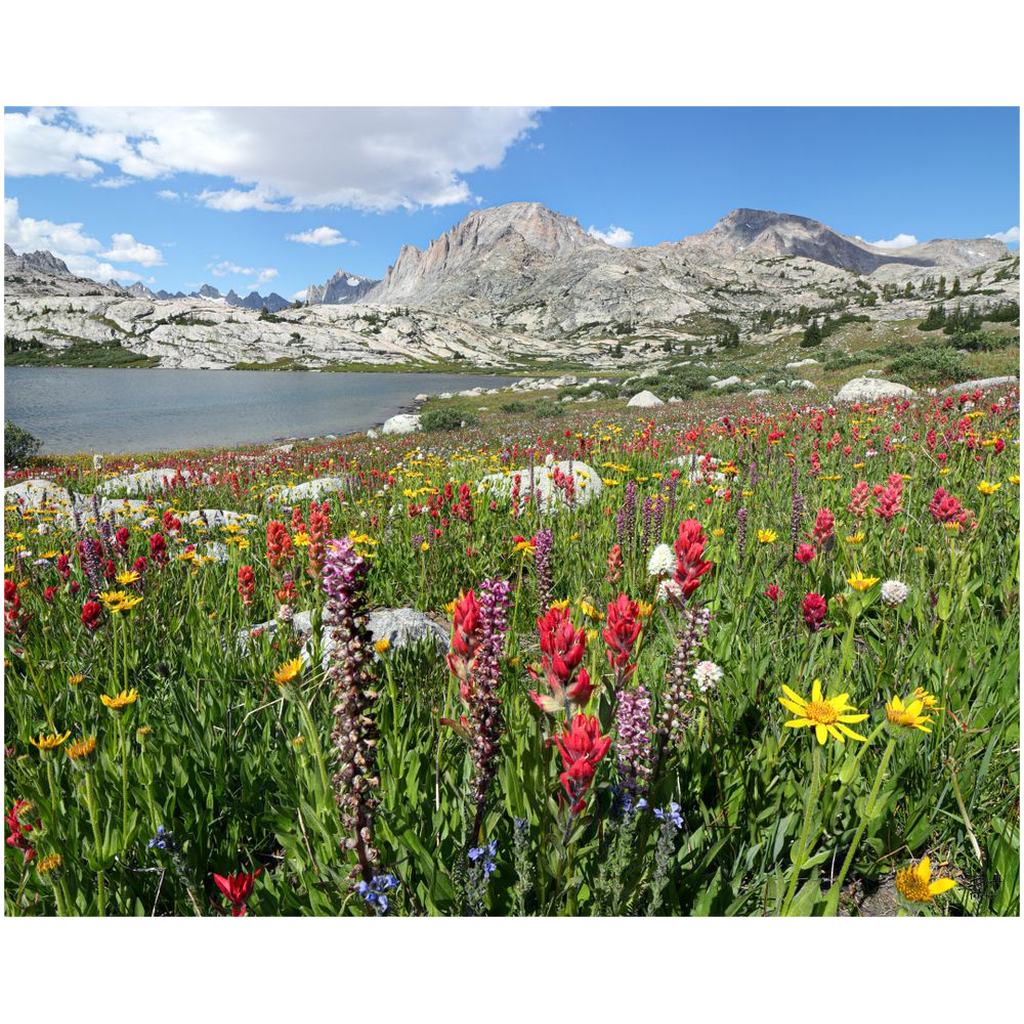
left=693, top=660, right=724, bottom=693
left=655, top=578, right=682, bottom=605
left=881, top=580, right=909, bottom=606
left=647, top=543, right=675, bottom=577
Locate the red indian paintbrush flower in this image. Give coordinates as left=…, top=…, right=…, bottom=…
left=149, top=533, right=168, bottom=568
left=5, top=799, right=38, bottom=863
left=529, top=604, right=593, bottom=713
left=554, top=714, right=612, bottom=814
left=802, top=592, right=828, bottom=632
left=446, top=589, right=483, bottom=701
left=673, top=519, right=713, bottom=600
left=237, top=565, right=255, bottom=607
left=213, top=868, right=261, bottom=917
left=81, top=600, right=103, bottom=631
left=811, top=507, right=834, bottom=544
left=603, top=593, right=642, bottom=686
left=266, top=521, right=293, bottom=570
left=928, top=488, right=965, bottom=524
left=794, top=543, right=817, bottom=565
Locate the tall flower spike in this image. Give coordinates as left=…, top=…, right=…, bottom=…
left=554, top=714, right=612, bottom=814
left=672, top=519, right=713, bottom=602
left=529, top=604, right=592, bottom=714
left=322, top=537, right=381, bottom=882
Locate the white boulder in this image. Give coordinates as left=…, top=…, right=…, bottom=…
left=381, top=413, right=422, bottom=435
left=835, top=377, right=916, bottom=403
left=627, top=390, right=664, bottom=408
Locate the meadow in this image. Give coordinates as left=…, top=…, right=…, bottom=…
left=3, top=383, right=1020, bottom=916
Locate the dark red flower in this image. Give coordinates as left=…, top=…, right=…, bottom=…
left=237, top=565, right=255, bottom=607
left=81, top=600, right=103, bottom=631
left=794, top=543, right=817, bottom=565
left=802, top=592, right=828, bottom=632
left=765, top=584, right=782, bottom=602
left=213, top=868, right=261, bottom=917
left=603, top=593, right=642, bottom=685
left=673, top=519, right=713, bottom=600
left=529, top=605, right=591, bottom=713
left=554, top=714, right=612, bottom=814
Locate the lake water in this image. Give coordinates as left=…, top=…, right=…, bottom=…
left=3, top=367, right=516, bottom=454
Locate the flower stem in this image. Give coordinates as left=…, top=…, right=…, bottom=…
left=84, top=771, right=107, bottom=917
left=782, top=741, right=821, bottom=915
left=824, top=737, right=896, bottom=915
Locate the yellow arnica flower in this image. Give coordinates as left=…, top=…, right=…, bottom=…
left=579, top=600, right=602, bottom=621
left=885, top=695, right=934, bottom=734
left=846, top=532, right=865, bottom=544
left=637, top=600, right=654, bottom=618
left=66, top=736, right=97, bottom=761
left=37, top=853, right=63, bottom=875
left=292, top=532, right=311, bottom=547
left=68, top=674, right=84, bottom=686
left=513, top=540, right=536, bottom=556
left=550, top=599, right=570, bottom=611
left=1009, top=474, right=1020, bottom=486
left=847, top=572, right=880, bottom=592
left=30, top=730, right=71, bottom=751
left=420, top=541, right=430, bottom=552
left=374, top=638, right=391, bottom=655
left=912, top=686, right=943, bottom=711
left=101, top=688, right=139, bottom=710
left=779, top=680, right=868, bottom=745
left=116, top=570, right=141, bottom=586
left=977, top=480, right=1001, bottom=495
left=98, top=590, right=132, bottom=608
left=712, top=528, right=725, bottom=538
left=274, top=657, right=303, bottom=686
left=757, top=529, right=778, bottom=544
left=895, top=856, right=956, bottom=902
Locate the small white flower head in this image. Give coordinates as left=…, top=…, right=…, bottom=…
left=693, top=660, right=724, bottom=693
left=277, top=604, right=294, bottom=623
left=655, top=578, right=682, bottom=605
left=648, top=543, right=675, bottom=578
left=881, top=580, right=909, bottom=606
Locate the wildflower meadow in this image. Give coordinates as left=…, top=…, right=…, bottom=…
left=3, top=385, right=1020, bottom=916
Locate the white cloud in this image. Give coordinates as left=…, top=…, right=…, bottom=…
left=286, top=226, right=351, bottom=246
left=93, top=176, right=133, bottom=189
left=62, top=255, right=132, bottom=282
left=5, top=196, right=165, bottom=283
left=5, top=107, right=543, bottom=212
left=987, top=226, right=1020, bottom=245
left=100, top=232, right=165, bottom=267
left=867, top=232, right=919, bottom=250
left=291, top=289, right=308, bottom=302
left=208, top=260, right=277, bottom=282
left=587, top=224, right=634, bottom=247
left=4, top=196, right=100, bottom=253
left=156, top=189, right=180, bottom=200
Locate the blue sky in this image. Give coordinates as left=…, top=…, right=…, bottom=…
left=4, top=106, right=1019, bottom=298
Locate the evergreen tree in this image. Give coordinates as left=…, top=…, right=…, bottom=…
left=937, top=275, right=947, bottom=297
left=800, top=320, right=822, bottom=347
left=950, top=277, right=961, bottom=297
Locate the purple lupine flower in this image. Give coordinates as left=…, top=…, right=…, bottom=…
left=322, top=536, right=381, bottom=883
left=660, top=607, right=711, bottom=743
left=652, top=495, right=665, bottom=545
left=466, top=578, right=510, bottom=842
left=533, top=527, right=554, bottom=613
left=641, top=495, right=653, bottom=555
left=615, top=685, right=653, bottom=796
left=737, top=507, right=748, bottom=557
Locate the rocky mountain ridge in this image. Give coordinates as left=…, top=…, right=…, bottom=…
left=5, top=205, right=1018, bottom=369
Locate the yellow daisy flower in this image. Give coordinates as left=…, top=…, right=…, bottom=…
left=847, top=572, right=880, bottom=592
left=274, top=657, right=303, bottom=686
left=779, top=679, right=868, bottom=745
left=101, top=688, right=139, bottom=711
left=30, top=730, right=71, bottom=751
left=757, top=529, right=778, bottom=544
left=885, top=695, right=934, bottom=734
left=895, top=856, right=956, bottom=902
left=977, top=480, right=1001, bottom=495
